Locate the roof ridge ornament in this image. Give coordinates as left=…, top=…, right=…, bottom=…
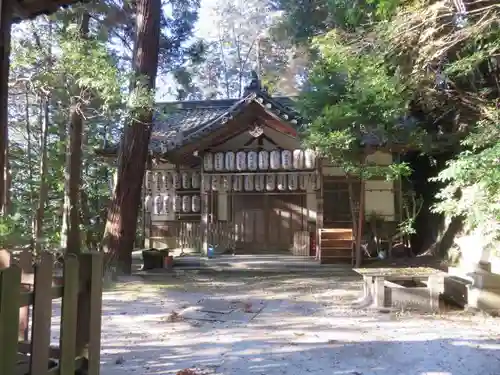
left=244, top=70, right=268, bottom=96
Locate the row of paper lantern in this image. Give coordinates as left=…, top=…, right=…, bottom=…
left=145, top=171, right=201, bottom=191
left=203, top=149, right=317, bottom=172
left=145, top=194, right=201, bottom=214
left=203, top=173, right=318, bottom=192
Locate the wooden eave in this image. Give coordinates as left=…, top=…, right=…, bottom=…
left=11, top=0, right=85, bottom=22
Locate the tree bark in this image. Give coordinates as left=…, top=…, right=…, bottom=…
left=61, top=12, right=89, bottom=254
left=102, top=0, right=161, bottom=274
left=33, top=99, right=50, bottom=254
left=0, top=0, right=12, bottom=215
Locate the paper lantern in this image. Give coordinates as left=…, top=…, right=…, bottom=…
left=277, top=174, right=287, bottom=191
left=144, top=171, right=152, bottom=190
left=203, top=153, right=213, bottom=171
left=258, top=150, right=269, bottom=170
left=163, top=194, right=170, bottom=214
left=304, top=149, right=316, bottom=169
left=144, top=195, right=152, bottom=212
left=266, top=174, right=276, bottom=191
left=281, top=150, right=292, bottom=170
left=202, top=175, right=211, bottom=192
left=254, top=175, right=264, bottom=191
left=270, top=150, right=281, bottom=170
left=308, top=173, right=317, bottom=190
left=247, top=151, right=258, bottom=171
left=233, top=175, right=243, bottom=191
left=236, top=151, right=247, bottom=171
left=214, top=152, right=224, bottom=171
left=221, top=176, right=230, bottom=191
left=225, top=151, right=235, bottom=171
left=244, top=175, right=254, bottom=191
left=155, top=172, right=163, bottom=191
left=153, top=195, right=163, bottom=215
left=299, top=175, right=308, bottom=190
left=182, top=195, right=191, bottom=213
left=172, top=172, right=181, bottom=189
left=288, top=174, right=298, bottom=190
left=164, top=172, right=172, bottom=190
left=173, top=195, right=181, bottom=212
left=293, top=149, right=304, bottom=169
left=192, top=195, right=201, bottom=212
left=191, top=171, right=200, bottom=189
left=211, top=175, right=219, bottom=191
left=181, top=171, right=190, bottom=189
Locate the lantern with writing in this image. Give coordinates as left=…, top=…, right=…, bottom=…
left=173, top=195, right=181, bottom=212
left=163, top=194, right=170, bottom=214
left=254, top=175, right=264, bottom=191
left=182, top=195, right=191, bottom=213
left=211, top=175, right=219, bottom=191
left=233, top=175, right=243, bottom=191
left=236, top=151, right=247, bottom=171
left=304, top=149, right=316, bottom=169
left=203, top=153, right=213, bottom=171
left=202, top=175, right=211, bottom=192
left=270, top=150, right=281, bottom=170
left=225, top=151, right=235, bottom=171
left=281, top=150, right=292, bottom=170
left=266, top=174, right=276, bottom=191
left=247, top=151, right=258, bottom=171
left=191, top=171, right=200, bottom=189
left=181, top=171, right=190, bottom=189
left=277, top=174, right=287, bottom=191
left=192, top=195, right=201, bottom=212
left=144, top=195, right=152, bottom=212
left=244, top=175, right=254, bottom=191
left=154, top=195, right=163, bottom=215
left=293, top=149, right=304, bottom=169
left=299, top=175, right=308, bottom=190
left=164, top=172, right=172, bottom=190
left=172, top=172, right=181, bottom=189
left=221, top=176, right=230, bottom=191
left=145, top=171, right=152, bottom=190
left=214, top=152, right=224, bottom=171
left=258, top=150, right=269, bottom=170
left=288, top=173, right=298, bottom=190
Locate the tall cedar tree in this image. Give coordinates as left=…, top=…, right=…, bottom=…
left=102, top=0, right=161, bottom=274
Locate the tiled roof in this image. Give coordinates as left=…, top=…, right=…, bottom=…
left=12, top=0, right=85, bottom=23
left=150, top=92, right=303, bottom=154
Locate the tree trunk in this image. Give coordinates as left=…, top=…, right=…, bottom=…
left=33, top=98, right=50, bottom=254
left=0, top=0, right=12, bottom=215
left=102, top=0, right=161, bottom=275
left=61, top=13, right=89, bottom=254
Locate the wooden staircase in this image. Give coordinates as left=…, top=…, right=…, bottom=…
left=319, top=228, right=354, bottom=264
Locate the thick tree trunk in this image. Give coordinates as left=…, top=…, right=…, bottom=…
left=102, top=0, right=161, bottom=274
left=0, top=0, right=12, bottom=215
left=61, top=108, right=84, bottom=254
left=61, top=13, right=89, bottom=254
left=33, top=99, right=50, bottom=254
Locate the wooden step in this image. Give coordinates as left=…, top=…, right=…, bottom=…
left=319, top=227, right=354, bottom=264
left=320, top=238, right=353, bottom=248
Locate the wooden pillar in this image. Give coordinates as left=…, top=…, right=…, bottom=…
left=0, top=0, right=12, bottom=214
left=200, top=171, right=208, bottom=255
left=315, top=159, right=323, bottom=261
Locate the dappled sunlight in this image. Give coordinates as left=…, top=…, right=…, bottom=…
left=46, top=271, right=500, bottom=374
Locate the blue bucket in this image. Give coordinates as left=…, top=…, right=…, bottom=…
left=207, top=246, right=215, bottom=259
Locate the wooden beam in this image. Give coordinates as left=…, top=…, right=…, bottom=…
left=0, top=0, right=12, bottom=214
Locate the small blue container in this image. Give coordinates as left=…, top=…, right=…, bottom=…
left=207, top=246, right=215, bottom=259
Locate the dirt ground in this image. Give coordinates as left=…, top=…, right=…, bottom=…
left=55, top=270, right=500, bottom=375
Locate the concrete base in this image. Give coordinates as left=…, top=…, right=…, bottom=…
left=447, top=265, right=500, bottom=314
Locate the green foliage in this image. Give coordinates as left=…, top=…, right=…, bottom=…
left=300, top=30, right=419, bottom=179
left=431, top=111, right=500, bottom=244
